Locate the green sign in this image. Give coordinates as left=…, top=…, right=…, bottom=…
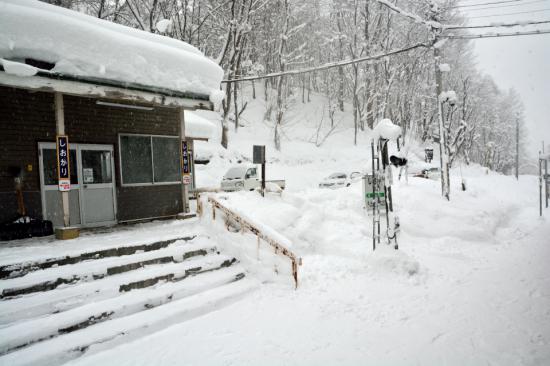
left=366, top=192, right=385, bottom=198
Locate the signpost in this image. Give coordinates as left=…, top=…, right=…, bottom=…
left=56, top=135, right=71, bottom=192
left=253, top=145, right=266, bottom=197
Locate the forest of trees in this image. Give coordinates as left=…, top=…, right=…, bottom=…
left=46, top=0, right=528, bottom=175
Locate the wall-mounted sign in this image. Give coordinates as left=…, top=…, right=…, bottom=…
left=182, top=141, right=190, bottom=175
left=83, top=168, right=94, bottom=183
left=56, top=135, right=71, bottom=191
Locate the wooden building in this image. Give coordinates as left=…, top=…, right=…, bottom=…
left=0, top=0, right=222, bottom=234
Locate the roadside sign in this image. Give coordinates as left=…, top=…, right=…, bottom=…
left=253, top=145, right=265, bottom=164
left=56, top=135, right=71, bottom=191
left=183, top=175, right=191, bottom=185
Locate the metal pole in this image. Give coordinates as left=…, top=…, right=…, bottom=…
left=261, top=162, right=266, bottom=197
left=371, top=140, right=376, bottom=251
left=539, top=155, right=543, bottom=217
left=545, top=159, right=548, bottom=209
left=515, top=115, right=519, bottom=180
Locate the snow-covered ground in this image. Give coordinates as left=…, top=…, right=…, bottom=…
left=59, top=91, right=550, bottom=365
left=2, top=89, right=549, bottom=365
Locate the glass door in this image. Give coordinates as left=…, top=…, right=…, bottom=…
left=38, top=143, right=117, bottom=228
left=38, top=142, right=82, bottom=227
left=79, top=145, right=116, bottom=226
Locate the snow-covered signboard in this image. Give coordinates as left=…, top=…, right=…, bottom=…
left=56, top=135, right=70, bottom=192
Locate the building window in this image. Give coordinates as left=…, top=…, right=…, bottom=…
left=119, top=134, right=180, bottom=186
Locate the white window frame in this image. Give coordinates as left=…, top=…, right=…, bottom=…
left=118, top=133, right=181, bottom=187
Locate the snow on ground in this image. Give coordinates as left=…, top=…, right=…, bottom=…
left=58, top=88, right=550, bottom=365
left=2, top=87, right=549, bottom=365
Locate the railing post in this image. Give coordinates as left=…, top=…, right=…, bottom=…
left=257, top=235, right=260, bottom=260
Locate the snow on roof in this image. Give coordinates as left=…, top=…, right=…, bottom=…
left=185, top=112, right=215, bottom=140
left=0, top=0, right=224, bottom=104
left=373, top=118, right=402, bottom=141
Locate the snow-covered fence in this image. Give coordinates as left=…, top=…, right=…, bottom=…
left=208, top=197, right=302, bottom=289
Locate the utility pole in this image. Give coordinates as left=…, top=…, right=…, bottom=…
left=515, top=114, right=519, bottom=180
left=431, top=21, right=450, bottom=200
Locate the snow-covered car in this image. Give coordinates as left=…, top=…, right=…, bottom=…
left=221, top=165, right=285, bottom=192
left=414, top=167, right=441, bottom=180
left=319, top=172, right=362, bottom=189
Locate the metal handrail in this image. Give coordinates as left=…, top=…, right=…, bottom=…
left=208, top=197, right=302, bottom=289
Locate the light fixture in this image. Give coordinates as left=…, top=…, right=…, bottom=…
left=96, top=100, right=154, bottom=111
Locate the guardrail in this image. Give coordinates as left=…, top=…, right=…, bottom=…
left=208, top=196, right=302, bottom=289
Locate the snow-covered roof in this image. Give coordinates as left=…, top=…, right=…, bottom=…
left=185, top=112, right=215, bottom=140
left=0, top=0, right=224, bottom=105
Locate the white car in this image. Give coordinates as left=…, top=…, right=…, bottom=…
left=319, top=172, right=362, bottom=189
left=414, top=167, right=441, bottom=180
left=221, top=165, right=285, bottom=192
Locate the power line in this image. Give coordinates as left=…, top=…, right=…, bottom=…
left=221, top=42, right=429, bottom=83
left=454, top=0, right=522, bottom=9
left=442, top=28, right=550, bottom=38
left=469, top=8, right=550, bottom=18
left=458, top=0, right=547, bottom=12
left=444, top=19, right=550, bottom=29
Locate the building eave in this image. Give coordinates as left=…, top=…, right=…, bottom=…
left=0, top=70, right=214, bottom=110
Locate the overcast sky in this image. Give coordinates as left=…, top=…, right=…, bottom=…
left=459, top=0, right=550, bottom=157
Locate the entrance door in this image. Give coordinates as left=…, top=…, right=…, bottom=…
left=79, top=145, right=116, bottom=226
left=39, top=143, right=116, bottom=227
left=39, top=143, right=81, bottom=227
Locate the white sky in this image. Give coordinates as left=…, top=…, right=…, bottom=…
left=459, top=0, right=550, bottom=157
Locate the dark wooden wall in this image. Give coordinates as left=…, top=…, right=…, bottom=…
left=0, top=86, right=183, bottom=224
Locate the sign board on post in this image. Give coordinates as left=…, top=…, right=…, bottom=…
left=182, top=140, right=191, bottom=185
left=56, top=135, right=71, bottom=192
left=253, top=145, right=266, bottom=197
left=253, top=145, right=265, bottom=164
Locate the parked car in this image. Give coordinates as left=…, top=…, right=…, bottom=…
left=319, top=171, right=362, bottom=189
left=221, top=165, right=285, bottom=192
left=414, top=167, right=441, bottom=180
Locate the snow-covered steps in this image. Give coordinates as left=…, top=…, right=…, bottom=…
left=0, top=236, right=194, bottom=280
left=1, top=277, right=257, bottom=366
left=0, top=234, right=257, bottom=364
left=0, top=238, right=211, bottom=298
left=0, top=250, right=230, bottom=325
left=0, top=265, right=245, bottom=354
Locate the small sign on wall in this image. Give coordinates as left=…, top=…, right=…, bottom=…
left=83, top=168, right=94, bottom=183
left=56, top=135, right=71, bottom=192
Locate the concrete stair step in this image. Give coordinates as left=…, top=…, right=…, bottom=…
left=0, top=236, right=195, bottom=280
left=0, top=238, right=215, bottom=298
left=0, top=252, right=232, bottom=326
left=0, top=265, right=246, bottom=355
left=0, top=278, right=258, bottom=366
